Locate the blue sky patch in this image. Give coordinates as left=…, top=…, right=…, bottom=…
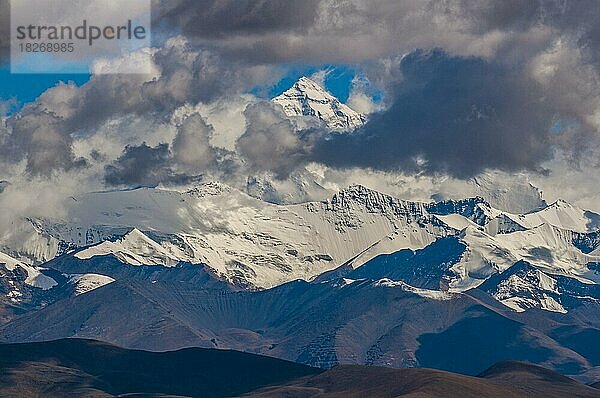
left=0, top=66, right=90, bottom=111
left=255, top=64, right=358, bottom=102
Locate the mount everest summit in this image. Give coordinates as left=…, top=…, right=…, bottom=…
left=273, top=76, right=367, bottom=131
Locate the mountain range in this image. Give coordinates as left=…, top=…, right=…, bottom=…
left=1, top=77, right=600, bottom=393
left=1, top=182, right=600, bottom=382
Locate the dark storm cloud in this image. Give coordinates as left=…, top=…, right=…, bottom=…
left=147, top=0, right=600, bottom=78
left=155, top=0, right=322, bottom=38
left=44, top=39, right=249, bottom=133
left=104, top=143, right=200, bottom=187
left=537, top=0, right=600, bottom=66
left=152, top=0, right=551, bottom=64
left=3, top=0, right=600, bottom=67
left=311, top=50, right=555, bottom=178
left=436, top=0, right=542, bottom=34
left=3, top=110, right=87, bottom=175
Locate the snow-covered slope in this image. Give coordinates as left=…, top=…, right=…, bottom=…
left=485, top=263, right=568, bottom=313
left=433, top=214, right=480, bottom=231
left=428, top=196, right=600, bottom=234
left=372, top=278, right=456, bottom=300
left=480, top=261, right=600, bottom=313
left=0, top=251, right=56, bottom=291
left=331, top=220, right=600, bottom=296
left=68, top=274, right=115, bottom=296
left=0, top=251, right=58, bottom=318
left=0, top=218, right=60, bottom=265
left=493, top=224, right=599, bottom=276
left=469, top=172, right=547, bottom=214
left=273, top=77, right=366, bottom=131
left=2, top=182, right=599, bottom=302
left=448, top=223, right=600, bottom=291
left=0, top=248, right=117, bottom=325
left=505, top=200, right=599, bottom=233
left=34, top=184, right=454, bottom=289
left=75, top=228, right=188, bottom=267
left=321, top=204, right=600, bottom=296
left=426, top=197, right=501, bottom=227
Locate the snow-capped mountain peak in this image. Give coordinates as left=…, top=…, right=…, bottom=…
left=74, top=228, right=186, bottom=267
left=295, top=76, right=331, bottom=97
left=328, top=184, right=430, bottom=218
left=272, top=76, right=366, bottom=131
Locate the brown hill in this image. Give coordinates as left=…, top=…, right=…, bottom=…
left=246, top=362, right=600, bottom=398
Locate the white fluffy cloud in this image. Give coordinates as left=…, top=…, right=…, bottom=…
left=172, top=113, right=217, bottom=174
